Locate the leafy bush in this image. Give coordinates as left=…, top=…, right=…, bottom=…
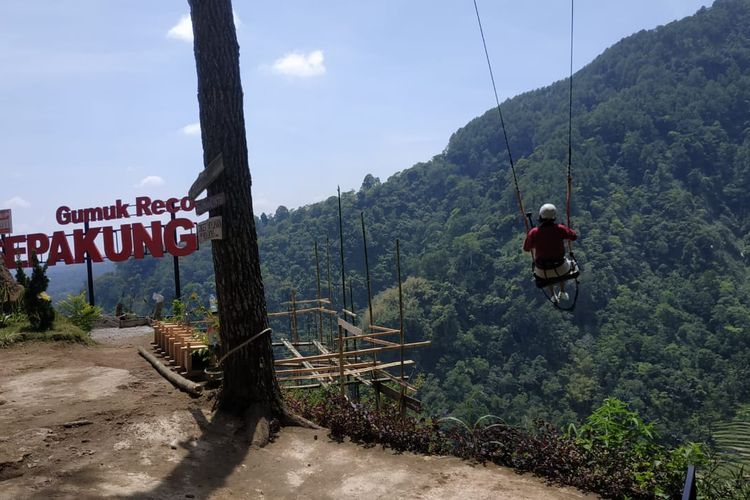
left=172, top=298, right=185, bottom=321
left=0, top=309, right=25, bottom=329
left=57, top=292, right=102, bottom=332
left=285, top=392, right=711, bottom=499
left=15, top=255, right=54, bottom=331
left=569, top=397, right=707, bottom=497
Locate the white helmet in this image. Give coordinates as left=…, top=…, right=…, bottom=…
left=539, top=203, right=557, bottom=221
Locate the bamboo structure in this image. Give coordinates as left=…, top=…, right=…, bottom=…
left=267, top=208, right=429, bottom=413
left=270, top=297, right=428, bottom=413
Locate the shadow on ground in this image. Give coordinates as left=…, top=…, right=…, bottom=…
left=118, top=407, right=266, bottom=499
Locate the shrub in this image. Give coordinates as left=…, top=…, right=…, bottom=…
left=57, top=292, right=102, bottom=332
left=172, top=298, right=185, bottom=321
left=16, top=254, right=54, bottom=331
left=569, top=397, right=707, bottom=497
left=285, top=391, right=711, bottom=499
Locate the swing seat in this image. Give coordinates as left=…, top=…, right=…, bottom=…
left=533, top=257, right=579, bottom=288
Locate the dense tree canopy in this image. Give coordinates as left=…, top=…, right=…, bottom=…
left=94, top=0, right=750, bottom=442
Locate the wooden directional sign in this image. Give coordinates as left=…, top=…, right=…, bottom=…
left=188, top=153, right=225, bottom=201
left=197, top=216, right=223, bottom=244
left=0, top=209, right=12, bottom=234
left=195, top=192, right=226, bottom=216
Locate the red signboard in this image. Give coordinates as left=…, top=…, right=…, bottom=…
left=0, top=209, right=11, bottom=234
left=0, top=197, right=199, bottom=268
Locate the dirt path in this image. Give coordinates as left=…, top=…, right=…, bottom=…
left=0, top=329, right=598, bottom=499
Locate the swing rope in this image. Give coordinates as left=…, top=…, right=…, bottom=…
left=474, top=0, right=580, bottom=311
left=566, top=0, right=575, bottom=255
left=472, top=0, right=529, bottom=233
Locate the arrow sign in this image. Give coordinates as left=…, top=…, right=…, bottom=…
left=195, top=192, right=226, bottom=216
left=197, top=216, right=223, bottom=244
left=189, top=153, right=225, bottom=200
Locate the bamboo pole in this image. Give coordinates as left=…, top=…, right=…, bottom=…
left=281, top=298, right=331, bottom=305
left=338, top=324, right=345, bottom=397
left=348, top=280, right=359, bottom=401
left=375, top=368, right=418, bottom=393
left=281, top=339, right=333, bottom=388
left=284, top=377, right=397, bottom=390
left=329, top=329, right=400, bottom=343
left=361, top=336, right=399, bottom=347
left=397, top=239, right=406, bottom=416
left=268, top=307, right=337, bottom=318
left=272, top=341, right=315, bottom=347
left=326, top=237, right=334, bottom=348
left=314, top=241, right=324, bottom=343
left=276, top=359, right=402, bottom=375
left=291, top=289, right=298, bottom=343
left=361, top=211, right=379, bottom=407
left=369, top=325, right=400, bottom=333
left=337, top=186, right=347, bottom=313
left=278, top=360, right=416, bottom=382
left=275, top=340, right=431, bottom=365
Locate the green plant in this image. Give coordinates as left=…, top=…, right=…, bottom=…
left=285, top=392, right=708, bottom=499
left=190, top=330, right=213, bottom=367
left=16, top=254, right=54, bottom=331
left=172, top=292, right=209, bottom=323
left=1, top=314, right=92, bottom=348
left=699, top=462, right=750, bottom=499
left=573, top=397, right=659, bottom=453
left=57, top=292, right=103, bottom=332
left=570, top=397, right=707, bottom=497
left=172, top=299, right=185, bottom=321
left=0, top=308, right=24, bottom=328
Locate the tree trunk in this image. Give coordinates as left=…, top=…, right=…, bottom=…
left=188, top=0, right=282, bottom=415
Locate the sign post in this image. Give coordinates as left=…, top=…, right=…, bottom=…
left=0, top=209, right=9, bottom=259
left=84, top=221, right=95, bottom=307
left=197, top=216, right=223, bottom=244
left=188, top=153, right=225, bottom=201
left=195, top=192, right=226, bottom=216
left=0, top=209, right=12, bottom=235
left=170, top=212, right=182, bottom=300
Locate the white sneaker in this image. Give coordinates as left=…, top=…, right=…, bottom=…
left=558, top=291, right=569, bottom=301
left=551, top=293, right=559, bottom=304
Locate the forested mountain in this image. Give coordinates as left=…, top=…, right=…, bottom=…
left=93, top=0, right=750, bottom=442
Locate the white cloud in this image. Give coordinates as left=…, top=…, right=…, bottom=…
left=4, top=196, right=30, bottom=209
left=271, top=50, right=326, bottom=77
left=136, top=176, right=165, bottom=188
left=167, top=15, right=193, bottom=42
left=181, top=122, right=201, bottom=135
left=167, top=12, right=242, bottom=43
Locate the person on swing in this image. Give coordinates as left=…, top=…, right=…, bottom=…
left=523, top=203, right=577, bottom=302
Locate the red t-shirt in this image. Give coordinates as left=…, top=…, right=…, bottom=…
left=523, top=223, right=577, bottom=262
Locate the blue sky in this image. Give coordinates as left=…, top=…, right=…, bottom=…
left=1, top=0, right=710, bottom=236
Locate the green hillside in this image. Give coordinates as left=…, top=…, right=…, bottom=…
left=93, top=0, right=750, bottom=443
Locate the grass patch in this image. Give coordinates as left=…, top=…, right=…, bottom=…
left=0, top=315, right=93, bottom=348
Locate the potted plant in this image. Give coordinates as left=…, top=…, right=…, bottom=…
left=200, top=310, right=223, bottom=386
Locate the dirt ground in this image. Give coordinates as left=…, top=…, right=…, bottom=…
left=0, top=328, right=598, bottom=500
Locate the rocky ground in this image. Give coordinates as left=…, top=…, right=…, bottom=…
left=0, top=327, right=597, bottom=499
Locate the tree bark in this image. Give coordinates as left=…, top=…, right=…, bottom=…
left=188, top=0, right=282, bottom=416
